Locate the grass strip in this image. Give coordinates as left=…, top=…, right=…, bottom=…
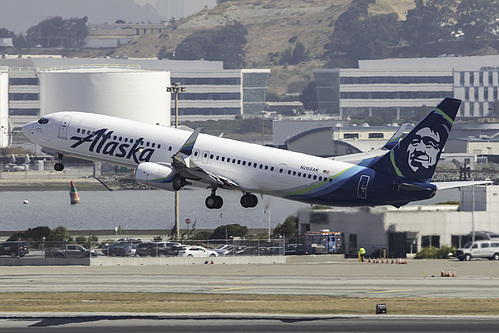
left=0, top=293, right=495, bottom=315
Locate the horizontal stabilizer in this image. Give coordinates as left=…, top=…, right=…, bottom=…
left=398, top=182, right=434, bottom=192
left=433, top=180, right=493, bottom=190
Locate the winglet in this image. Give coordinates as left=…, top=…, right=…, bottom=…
left=178, top=127, right=202, bottom=156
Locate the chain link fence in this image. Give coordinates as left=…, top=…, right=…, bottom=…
left=8, top=238, right=286, bottom=258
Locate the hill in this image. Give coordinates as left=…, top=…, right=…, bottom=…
left=111, top=0, right=417, bottom=96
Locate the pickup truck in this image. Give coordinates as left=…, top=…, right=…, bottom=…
left=45, top=244, right=96, bottom=258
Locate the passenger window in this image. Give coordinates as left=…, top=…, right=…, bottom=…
left=481, top=243, right=490, bottom=248
left=472, top=244, right=478, bottom=249
left=77, top=128, right=80, bottom=133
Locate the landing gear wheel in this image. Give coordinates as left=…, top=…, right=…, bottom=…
left=54, top=162, right=64, bottom=171
left=205, top=195, right=223, bottom=209
left=240, top=193, right=258, bottom=208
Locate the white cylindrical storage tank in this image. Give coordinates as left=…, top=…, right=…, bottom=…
left=39, top=66, right=171, bottom=126
left=0, top=67, right=9, bottom=148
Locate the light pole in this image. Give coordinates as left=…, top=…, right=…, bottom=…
left=167, top=82, right=186, bottom=241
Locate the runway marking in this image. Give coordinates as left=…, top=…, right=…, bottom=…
left=368, top=289, right=415, bottom=294
left=211, top=287, right=252, bottom=292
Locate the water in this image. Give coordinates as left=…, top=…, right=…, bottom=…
left=0, top=186, right=461, bottom=233
left=0, top=188, right=308, bottom=232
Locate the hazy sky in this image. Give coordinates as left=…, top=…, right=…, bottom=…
left=0, top=0, right=217, bottom=34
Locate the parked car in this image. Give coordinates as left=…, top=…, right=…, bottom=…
left=456, top=240, right=499, bottom=261
left=136, top=242, right=155, bottom=257
left=213, top=244, right=233, bottom=256
left=103, top=238, right=142, bottom=256
left=151, top=242, right=181, bottom=257
left=177, top=246, right=218, bottom=257
left=168, top=244, right=189, bottom=256
left=0, top=241, right=29, bottom=258
left=114, top=243, right=139, bottom=257
left=45, top=244, right=96, bottom=258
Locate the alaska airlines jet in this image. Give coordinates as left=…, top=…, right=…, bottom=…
left=22, top=97, right=475, bottom=209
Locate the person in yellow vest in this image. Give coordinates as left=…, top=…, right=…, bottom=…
left=359, top=247, right=366, bottom=262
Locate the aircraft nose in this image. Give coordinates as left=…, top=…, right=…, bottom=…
left=22, top=121, right=34, bottom=137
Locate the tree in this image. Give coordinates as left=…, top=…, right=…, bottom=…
left=401, top=0, right=450, bottom=49
left=7, top=226, right=51, bottom=241
left=25, top=16, right=88, bottom=48
left=299, top=82, right=318, bottom=111
left=455, top=0, right=499, bottom=47
left=157, top=45, right=168, bottom=60
left=175, top=21, right=247, bottom=69
left=0, top=28, right=15, bottom=38
left=211, top=224, right=248, bottom=239
left=48, top=226, right=70, bottom=242
left=325, top=0, right=400, bottom=61
left=273, top=215, right=298, bottom=237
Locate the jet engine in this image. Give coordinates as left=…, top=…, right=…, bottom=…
left=135, top=162, right=188, bottom=191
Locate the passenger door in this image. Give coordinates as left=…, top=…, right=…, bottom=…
left=58, top=115, right=71, bottom=139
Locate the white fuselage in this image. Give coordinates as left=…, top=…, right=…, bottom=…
left=22, top=112, right=362, bottom=200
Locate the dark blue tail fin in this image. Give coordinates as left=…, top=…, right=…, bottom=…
left=369, top=97, right=461, bottom=182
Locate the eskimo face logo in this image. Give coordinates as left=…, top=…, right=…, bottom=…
left=70, top=128, right=155, bottom=164
left=407, top=127, right=441, bottom=172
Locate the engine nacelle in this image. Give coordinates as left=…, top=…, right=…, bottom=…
left=135, top=162, right=177, bottom=191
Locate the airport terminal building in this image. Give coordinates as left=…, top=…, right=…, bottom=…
left=314, top=55, right=499, bottom=119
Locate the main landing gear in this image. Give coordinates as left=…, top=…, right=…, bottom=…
left=240, top=193, right=258, bottom=208
left=205, top=189, right=223, bottom=209
left=54, top=153, right=64, bottom=171
left=204, top=190, right=258, bottom=209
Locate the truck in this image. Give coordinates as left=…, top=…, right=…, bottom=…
left=304, top=230, right=344, bottom=254
left=45, top=244, right=96, bottom=258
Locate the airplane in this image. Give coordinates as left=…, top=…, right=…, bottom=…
left=22, top=97, right=484, bottom=209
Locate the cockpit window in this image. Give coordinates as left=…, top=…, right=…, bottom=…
left=38, top=118, right=49, bottom=124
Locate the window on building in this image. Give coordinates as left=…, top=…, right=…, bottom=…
left=344, top=133, right=359, bottom=139
left=368, top=133, right=384, bottom=139
left=421, top=235, right=440, bottom=248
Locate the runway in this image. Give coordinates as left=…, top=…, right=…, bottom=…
left=0, top=259, right=498, bottom=298
left=0, top=259, right=498, bottom=331
left=0, top=313, right=498, bottom=332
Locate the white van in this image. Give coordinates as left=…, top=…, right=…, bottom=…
left=456, top=240, right=499, bottom=261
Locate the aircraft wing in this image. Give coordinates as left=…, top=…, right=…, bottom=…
left=171, top=128, right=240, bottom=190
left=432, top=180, right=493, bottom=190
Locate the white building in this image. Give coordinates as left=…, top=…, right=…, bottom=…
left=298, top=185, right=499, bottom=257
left=0, top=67, right=9, bottom=148
left=314, top=55, right=499, bottom=119
left=0, top=57, right=270, bottom=131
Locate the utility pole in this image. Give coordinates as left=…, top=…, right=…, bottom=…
left=166, top=82, right=186, bottom=241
